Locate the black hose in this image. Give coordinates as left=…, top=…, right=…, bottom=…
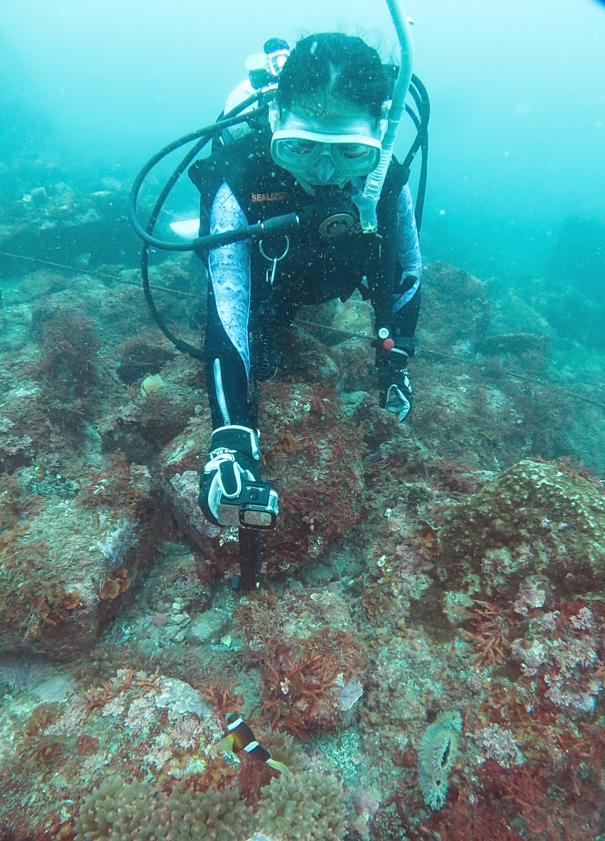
left=408, top=74, right=430, bottom=234
left=415, top=132, right=429, bottom=235
left=394, top=75, right=429, bottom=234
left=131, top=77, right=430, bottom=359
left=128, top=94, right=269, bottom=251
left=136, top=92, right=301, bottom=359
left=401, top=78, right=424, bottom=169
left=137, top=126, right=223, bottom=359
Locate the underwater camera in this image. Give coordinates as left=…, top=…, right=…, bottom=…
left=217, top=480, right=279, bottom=529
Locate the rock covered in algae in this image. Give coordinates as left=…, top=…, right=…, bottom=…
left=159, top=380, right=365, bottom=579
left=0, top=460, right=163, bottom=659
left=438, top=459, right=605, bottom=605
left=417, top=261, right=490, bottom=349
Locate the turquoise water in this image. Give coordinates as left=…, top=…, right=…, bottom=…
left=1, top=3, right=605, bottom=839
left=1, top=0, right=604, bottom=282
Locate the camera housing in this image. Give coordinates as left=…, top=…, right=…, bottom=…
left=217, top=480, right=279, bottom=529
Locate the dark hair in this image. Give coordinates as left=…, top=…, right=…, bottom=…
left=277, top=33, right=393, bottom=121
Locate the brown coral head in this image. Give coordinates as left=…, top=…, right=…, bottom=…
left=76, top=733, right=100, bottom=756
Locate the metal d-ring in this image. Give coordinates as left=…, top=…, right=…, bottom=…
left=259, top=236, right=290, bottom=286
left=259, top=235, right=290, bottom=264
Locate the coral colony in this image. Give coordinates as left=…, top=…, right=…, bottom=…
left=2, top=184, right=605, bottom=840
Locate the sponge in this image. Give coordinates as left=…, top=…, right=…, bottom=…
left=417, top=711, right=462, bottom=810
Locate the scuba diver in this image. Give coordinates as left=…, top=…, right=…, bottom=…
left=193, top=32, right=423, bottom=530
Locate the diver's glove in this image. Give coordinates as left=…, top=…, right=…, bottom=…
left=199, top=425, right=261, bottom=527
left=381, top=367, right=413, bottom=422
left=375, top=334, right=416, bottom=423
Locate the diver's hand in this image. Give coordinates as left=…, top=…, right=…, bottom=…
left=375, top=338, right=414, bottom=423
left=199, top=426, right=261, bottom=527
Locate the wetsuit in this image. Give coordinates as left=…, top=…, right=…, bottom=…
left=189, top=129, right=422, bottom=430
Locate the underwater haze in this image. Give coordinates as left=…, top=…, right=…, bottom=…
left=1, top=0, right=604, bottom=283
left=5, top=3, right=605, bottom=838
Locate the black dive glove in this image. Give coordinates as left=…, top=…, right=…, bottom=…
left=199, top=426, right=262, bottom=527
left=375, top=332, right=416, bottom=423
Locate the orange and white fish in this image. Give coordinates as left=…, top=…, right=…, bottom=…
left=217, top=713, right=290, bottom=775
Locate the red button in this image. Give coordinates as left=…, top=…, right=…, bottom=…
left=383, top=338, right=395, bottom=351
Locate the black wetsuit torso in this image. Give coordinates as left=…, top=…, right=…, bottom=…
left=190, top=128, right=420, bottom=428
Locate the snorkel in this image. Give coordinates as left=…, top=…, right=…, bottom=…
left=355, top=0, right=415, bottom=232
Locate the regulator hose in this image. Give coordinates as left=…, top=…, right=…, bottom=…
left=130, top=91, right=296, bottom=359
left=402, top=74, right=430, bottom=234
left=128, top=93, right=270, bottom=252
left=129, top=74, right=429, bottom=359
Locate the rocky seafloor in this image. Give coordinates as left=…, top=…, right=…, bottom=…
left=1, top=177, right=605, bottom=840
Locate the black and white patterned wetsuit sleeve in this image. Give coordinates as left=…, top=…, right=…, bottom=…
left=205, top=182, right=252, bottom=428
left=393, top=183, right=422, bottom=340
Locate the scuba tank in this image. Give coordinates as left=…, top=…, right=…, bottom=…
left=217, top=39, right=290, bottom=146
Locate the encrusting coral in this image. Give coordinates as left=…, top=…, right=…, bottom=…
left=438, top=458, right=605, bottom=605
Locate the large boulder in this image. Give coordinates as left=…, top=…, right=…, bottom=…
left=158, top=412, right=219, bottom=563
left=438, top=459, right=605, bottom=610
left=158, top=381, right=366, bottom=580
left=0, top=458, right=164, bottom=659
left=417, top=261, right=490, bottom=351
left=258, top=380, right=366, bottom=576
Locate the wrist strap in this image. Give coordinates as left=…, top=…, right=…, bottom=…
left=210, top=425, right=260, bottom=460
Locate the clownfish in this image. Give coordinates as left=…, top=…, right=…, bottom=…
left=217, top=713, right=290, bottom=775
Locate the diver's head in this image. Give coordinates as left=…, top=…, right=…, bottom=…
left=270, top=33, right=392, bottom=193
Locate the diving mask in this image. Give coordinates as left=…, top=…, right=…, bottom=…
left=271, top=129, right=382, bottom=185
left=270, top=109, right=383, bottom=187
